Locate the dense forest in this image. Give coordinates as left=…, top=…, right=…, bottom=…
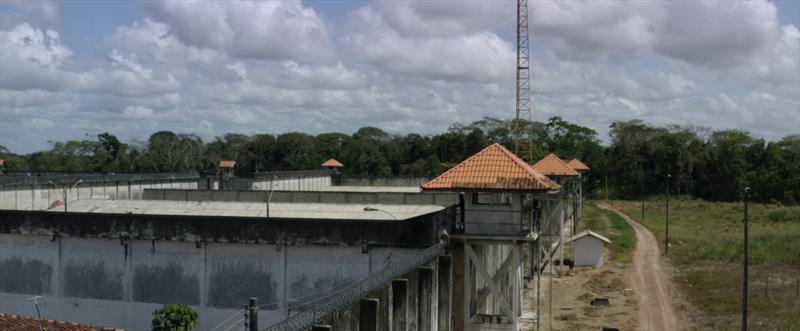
left=0, top=117, right=798, bottom=205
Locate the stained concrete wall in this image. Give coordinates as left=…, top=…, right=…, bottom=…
left=0, top=233, right=432, bottom=331
left=0, top=181, right=198, bottom=211
left=339, top=178, right=429, bottom=188
left=252, top=176, right=332, bottom=191
left=463, top=192, right=523, bottom=235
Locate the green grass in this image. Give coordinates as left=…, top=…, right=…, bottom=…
left=613, top=198, right=800, bottom=266
left=579, top=202, right=636, bottom=264
left=607, top=198, right=800, bottom=330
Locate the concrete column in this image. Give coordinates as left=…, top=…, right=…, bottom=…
left=437, top=256, right=452, bottom=331
left=392, top=280, right=408, bottom=331
left=417, top=269, right=433, bottom=331
left=360, top=298, right=379, bottom=331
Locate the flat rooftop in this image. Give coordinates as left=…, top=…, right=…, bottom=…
left=46, top=199, right=443, bottom=221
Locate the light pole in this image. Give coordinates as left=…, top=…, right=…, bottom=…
left=363, top=206, right=399, bottom=220
left=665, top=173, right=671, bottom=256
left=742, top=187, right=751, bottom=331
left=266, top=175, right=277, bottom=218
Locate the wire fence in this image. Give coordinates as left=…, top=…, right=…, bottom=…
left=261, top=243, right=445, bottom=331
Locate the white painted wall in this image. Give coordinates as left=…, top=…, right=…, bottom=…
left=573, top=237, right=605, bottom=268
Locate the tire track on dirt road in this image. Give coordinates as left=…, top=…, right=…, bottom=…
left=599, top=204, right=679, bottom=331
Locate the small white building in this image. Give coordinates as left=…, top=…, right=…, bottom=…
left=570, top=230, right=611, bottom=268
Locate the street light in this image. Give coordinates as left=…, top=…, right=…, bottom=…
left=665, top=173, right=671, bottom=256
left=266, top=175, right=278, bottom=219
left=742, top=187, right=751, bottom=331
left=363, top=206, right=399, bottom=220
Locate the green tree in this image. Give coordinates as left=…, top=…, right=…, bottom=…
left=151, top=304, right=198, bottom=331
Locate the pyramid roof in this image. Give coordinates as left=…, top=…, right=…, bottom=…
left=421, top=143, right=560, bottom=191
left=531, top=153, right=581, bottom=177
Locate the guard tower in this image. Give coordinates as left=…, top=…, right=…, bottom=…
left=218, top=160, right=236, bottom=190
left=531, top=154, right=582, bottom=271
left=566, top=158, right=590, bottom=230
left=422, top=143, right=560, bottom=330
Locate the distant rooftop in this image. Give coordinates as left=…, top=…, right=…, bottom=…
left=422, top=143, right=559, bottom=191
left=0, top=313, right=124, bottom=331
left=47, top=199, right=443, bottom=221
left=532, top=153, right=581, bottom=177
left=321, top=158, right=344, bottom=167
left=566, top=159, right=590, bottom=171
left=218, top=160, right=237, bottom=168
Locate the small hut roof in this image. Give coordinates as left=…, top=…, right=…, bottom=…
left=570, top=230, right=611, bottom=244
left=421, top=143, right=560, bottom=191
left=531, top=153, right=581, bottom=177
left=321, top=158, right=344, bottom=168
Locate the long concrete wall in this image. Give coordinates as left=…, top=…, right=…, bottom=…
left=143, top=189, right=460, bottom=206
left=0, top=232, right=431, bottom=331
left=0, top=181, right=198, bottom=211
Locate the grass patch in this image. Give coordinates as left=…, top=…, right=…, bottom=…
left=606, top=198, right=800, bottom=330
left=580, top=202, right=636, bottom=264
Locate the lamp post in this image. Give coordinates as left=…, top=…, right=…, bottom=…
left=363, top=206, right=399, bottom=220
left=742, top=187, right=751, bottom=331
left=665, top=173, right=671, bottom=256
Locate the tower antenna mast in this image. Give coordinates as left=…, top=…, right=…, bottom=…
left=514, top=0, right=533, bottom=161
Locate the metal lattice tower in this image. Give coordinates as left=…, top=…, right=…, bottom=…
left=514, top=0, right=533, bottom=162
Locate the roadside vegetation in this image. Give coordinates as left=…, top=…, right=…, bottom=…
left=612, top=197, right=800, bottom=330
left=579, top=202, right=636, bottom=264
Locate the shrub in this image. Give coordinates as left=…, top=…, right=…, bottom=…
left=151, top=304, right=198, bottom=331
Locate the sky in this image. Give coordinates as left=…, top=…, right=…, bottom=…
left=0, top=0, right=798, bottom=153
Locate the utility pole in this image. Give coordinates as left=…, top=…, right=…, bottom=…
left=665, top=174, right=671, bottom=255
left=249, top=297, right=258, bottom=331
left=742, top=187, right=751, bottom=331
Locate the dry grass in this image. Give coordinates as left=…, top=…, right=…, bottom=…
left=607, top=198, right=800, bottom=330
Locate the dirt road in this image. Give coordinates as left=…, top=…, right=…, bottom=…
left=599, top=205, right=679, bottom=331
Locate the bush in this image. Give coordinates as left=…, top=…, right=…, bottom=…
left=151, top=304, right=198, bottom=331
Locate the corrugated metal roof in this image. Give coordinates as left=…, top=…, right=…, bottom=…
left=421, top=143, right=560, bottom=191
left=321, top=158, right=344, bottom=167
left=47, top=199, right=443, bottom=221
left=532, top=153, right=581, bottom=177
left=566, top=159, right=590, bottom=171
left=0, top=313, right=124, bottom=331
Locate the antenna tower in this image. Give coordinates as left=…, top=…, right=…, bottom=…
left=514, top=0, right=533, bottom=161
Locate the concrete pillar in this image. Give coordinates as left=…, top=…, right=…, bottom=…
left=450, top=245, right=465, bottom=331
left=360, top=298, right=379, bottom=331
left=392, top=280, right=408, bottom=331
left=437, top=256, right=452, bottom=331
left=311, top=326, right=332, bottom=331
left=417, top=268, right=433, bottom=331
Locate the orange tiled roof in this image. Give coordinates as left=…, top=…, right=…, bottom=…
left=532, top=153, right=581, bottom=177
left=0, top=313, right=124, bottom=331
left=566, top=159, right=590, bottom=171
left=421, top=143, right=560, bottom=191
left=321, top=158, right=344, bottom=168
left=218, top=160, right=237, bottom=168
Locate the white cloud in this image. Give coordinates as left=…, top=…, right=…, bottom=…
left=140, top=0, right=336, bottom=64
left=344, top=6, right=514, bottom=83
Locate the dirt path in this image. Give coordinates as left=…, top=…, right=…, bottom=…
left=599, top=205, right=678, bottom=331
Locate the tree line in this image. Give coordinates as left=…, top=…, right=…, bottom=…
left=0, top=117, right=797, bottom=204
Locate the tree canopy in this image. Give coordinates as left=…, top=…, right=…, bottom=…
left=1, top=117, right=797, bottom=205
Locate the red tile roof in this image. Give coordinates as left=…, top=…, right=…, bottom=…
left=321, top=158, right=344, bottom=168
left=531, top=153, right=581, bottom=177
left=218, top=160, right=237, bottom=168
left=421, top=143, right=560, bottom=191
left=0, top=313, right=125, bottom=331
left=566, top=159, right=590, bottom=171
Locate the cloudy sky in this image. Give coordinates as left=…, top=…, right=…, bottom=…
left=1, top=0, right=798, bottom=153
